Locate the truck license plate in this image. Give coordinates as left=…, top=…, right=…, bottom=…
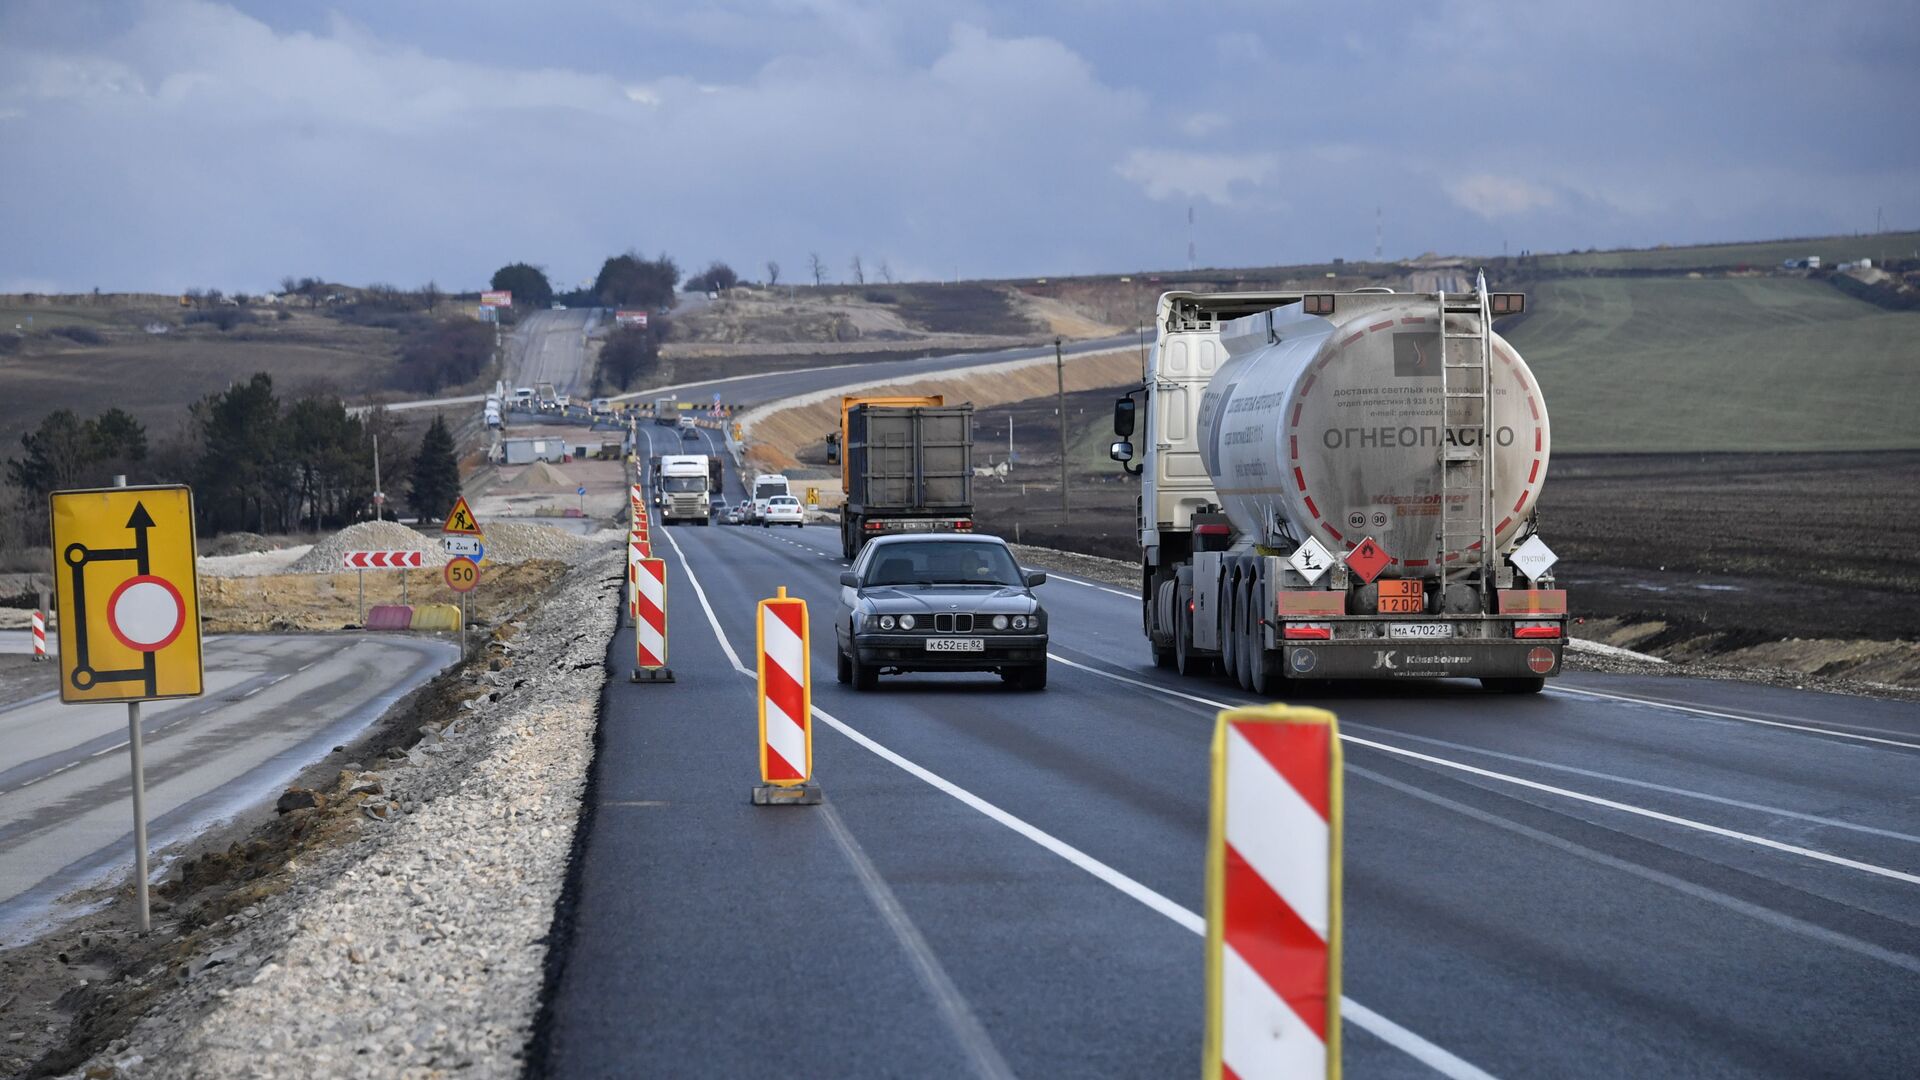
left=1389, top=623, right=1454, bottom=639
left=925, top=638, right=984, bottom=652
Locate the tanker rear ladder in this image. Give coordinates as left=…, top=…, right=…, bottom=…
left=1437, top=272, right=1499, bottom=610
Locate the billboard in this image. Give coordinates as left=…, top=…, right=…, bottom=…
left=615, top=310, right=650, bottom=328
left=481, top=290, right=512, bottom=308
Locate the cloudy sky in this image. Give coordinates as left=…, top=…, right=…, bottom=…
left=2, top=0, right=1915, bottom=293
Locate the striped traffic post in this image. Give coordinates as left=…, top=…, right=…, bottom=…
left=630, top=556, right=673, bottom=683
left=30, top=608, right=48, bottom=661
left=753, top=586, right=819, bottom=805
left=1205, top=703, right=1343, bottom=1080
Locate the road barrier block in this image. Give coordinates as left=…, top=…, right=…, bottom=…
left=631, top=557, right=673, bottom=683
left=31, top=609, right=48, bottom=661
left=753, top=586, right=819, bottom=805
left=364, top=604, right=415, bottom=631
left=411, top=603, right=462, bottom=632
left=1205, top=703, right=1342, bottom=1080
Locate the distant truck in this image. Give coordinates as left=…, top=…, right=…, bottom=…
left=831, top=395, right=975, bottom=559
left=655, top=397, right=678, bottom=426
left=535, top=382, right=559, bottom=409
left=659, top=455, right=713, bottom=525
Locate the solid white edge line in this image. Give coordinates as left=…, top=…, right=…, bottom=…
left=1042, top=574, right=1137, bottom=600
left=1047, top=654, right=1920, bottom=888
left=664, top=534, right=1497, bottom=1080
left=1550, top=686, right=1920, bottom=751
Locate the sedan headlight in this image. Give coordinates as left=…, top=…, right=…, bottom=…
left=992, top=614, right=1009, bottom=630
left=878, top=614, right=896, bottom=631
left=898, top=614, right=916, bottom=630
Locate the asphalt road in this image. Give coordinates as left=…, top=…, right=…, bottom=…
left=536, top=458, right=1920, bottom=1077
left=0, top=633, right=456, bottom=941
left=508, top=308, right=600, bottom=401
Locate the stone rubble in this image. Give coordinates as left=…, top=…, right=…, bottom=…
left=65, top=552, right=621, bottom=1079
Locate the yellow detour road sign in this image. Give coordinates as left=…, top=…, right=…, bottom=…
left=806, top=487, right=820, bottom=506
left=50, top=485, right=203, bottom=704
left=442, top=495, right=483, bottom=537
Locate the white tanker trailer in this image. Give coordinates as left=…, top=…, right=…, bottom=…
left=1108, top=277, right=1566, bottom=692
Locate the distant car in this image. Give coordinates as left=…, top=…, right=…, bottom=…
left=710, top=498, right=728, bottom=520
left=589, top=397, right=611, bottom=415
left=835, top=535, right=1048, bottom=691
left=726, top=506, right=745, bottom=525
left=511, top=387, right=535, bottom=403
left=762, top=495, right=804, bottom=527
left=552, top=302, right=567, bottom=310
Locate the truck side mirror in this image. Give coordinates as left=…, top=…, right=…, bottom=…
left=1113, top=397, right=1136, bottom=437
left=825, top=433, right=840, bottom=465
left=1109, top=440, right=1134, bottom=463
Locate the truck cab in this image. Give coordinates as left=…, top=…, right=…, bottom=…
left=659, top=455, right=713, bottom=525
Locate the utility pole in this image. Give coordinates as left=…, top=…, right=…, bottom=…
left=372, top=434, right=383, bottom=522
left=1055, top=337, right=1069, bottom=520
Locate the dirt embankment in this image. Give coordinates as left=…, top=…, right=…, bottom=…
left=739, top=348, right=1139, bottom=477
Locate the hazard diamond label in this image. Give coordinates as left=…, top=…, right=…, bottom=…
left=1345, top=536, right=1391, bottom=584
left=442, top=495, right=483, bottom=537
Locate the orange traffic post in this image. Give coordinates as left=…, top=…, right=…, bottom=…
left=753, top=586, right=819, bottom=805
left=1204, top=703, right=1342, bottom=1080
left=630, top=556, right=672, bottom=683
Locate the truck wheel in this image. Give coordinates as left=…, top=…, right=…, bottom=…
left=1233, top=584, right=1256, bottom=692
left=1174, top=598, right=1204, bottom=676
left=1151, top=640, right=1174, bottom=668
left=1481, top=677, right=1546, bottom=695
left=1219, top=586, right=1239, bottom=686
left=1248, top=635, right=1276, bottom=698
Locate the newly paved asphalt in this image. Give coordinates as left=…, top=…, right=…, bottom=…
left=0, top=633, right=456, bottom=941
left=537, top=463, right=1920, bottom=1077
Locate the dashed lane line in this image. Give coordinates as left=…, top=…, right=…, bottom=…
left=657, top=525, right=1501, bottom=1080
left=1047, top=654, right=1920, bottom=889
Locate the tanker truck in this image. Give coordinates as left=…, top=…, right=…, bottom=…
left=1108, top=276, right=1566, bottom=693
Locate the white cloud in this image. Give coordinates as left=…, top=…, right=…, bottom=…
left=1116, top=149, right=1280, bottom=207
left=1179, top=111, right=1228, bottom=138
left=1445, top=174, right=1558, bottom=219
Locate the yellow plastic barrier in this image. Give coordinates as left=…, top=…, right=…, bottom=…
left=410, top=602, right=464, bottom=632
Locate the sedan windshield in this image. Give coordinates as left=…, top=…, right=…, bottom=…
left=865, top=542, right=1021, bottom=586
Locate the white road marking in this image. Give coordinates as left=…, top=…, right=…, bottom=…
left=821, top=801, right=1016, bottom=1080
left=1550, top=686, right=1920, bottom=751
left=1047, top=654, right=1920, bottom=888
left=1044, top=573, right=1136, bottom=600
left=1352, top=764, right=1920, bottom=977
left=665, top=539, right=1499, bottom=1080
left=1344, top=722, right=1920, bottom=847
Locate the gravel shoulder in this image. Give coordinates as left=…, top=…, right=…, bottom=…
left=5, top=551, right=623, bottom=1079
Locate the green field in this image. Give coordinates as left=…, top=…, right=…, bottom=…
left=1526, top=232, right=1920, bottom=273
left=1504, top=276, right=1920, bottom=452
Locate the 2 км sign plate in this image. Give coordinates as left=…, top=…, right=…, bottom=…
left=49, top=485, right=204, bottom=703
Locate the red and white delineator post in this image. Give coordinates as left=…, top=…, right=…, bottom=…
left=1204, top=703, right=1343, bottom=1080
left=630, top=556, right=672, bottom=683
left=31, top=608, right=49, bottom=661
left=753, top=586, right=819, bottom=805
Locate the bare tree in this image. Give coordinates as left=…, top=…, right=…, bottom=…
left=184, top=287, right=206, bottom=308
left=766, top=260, right=780, bottom=286
left=808, top=252, right=826, bottom=286
left=849, top=254, right=865, bottom=285
left=419, top=280, right=443, bottom=313
left=279, top=275, right=298, bottom=298
left=879, top=260, right=895, bottom=284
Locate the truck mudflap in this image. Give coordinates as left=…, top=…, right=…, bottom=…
left=1282, top=641, right=1562, bottom=680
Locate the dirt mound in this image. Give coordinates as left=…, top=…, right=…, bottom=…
left=498, top=461, right=577, bottom=493
left=201, top=531, right=278, bottom=556
left=286, top=521, right=448, bottom=574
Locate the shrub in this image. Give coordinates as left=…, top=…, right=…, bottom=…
left=50, top=325, right=106, bottom=345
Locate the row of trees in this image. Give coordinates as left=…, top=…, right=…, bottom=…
left=594, top=321, right=668, bottom=393
left=5, top=380, right=462, bottom=543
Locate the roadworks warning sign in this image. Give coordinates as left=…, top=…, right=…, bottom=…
left=442, top=495, right=484, bottom=537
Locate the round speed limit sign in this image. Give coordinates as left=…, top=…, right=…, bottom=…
left=444, top=556, right=479, bottom=593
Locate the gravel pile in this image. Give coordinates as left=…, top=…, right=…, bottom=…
left=197, top=545, right=314, bottom=578
left=480, top=521, right=598, bottom=563
left=287, top=521, right=449, bottom=574
left=73, top=553, right=622, bottom=1078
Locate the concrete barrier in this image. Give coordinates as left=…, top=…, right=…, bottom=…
left=364, top=605, right=414, bottom=631
left=411, top=603, right=462, bottom=632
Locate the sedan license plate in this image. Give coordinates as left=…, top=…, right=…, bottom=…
left=1389, top=623, right=1454, bottom=640
left=925, top=637, right=985, bottom=653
